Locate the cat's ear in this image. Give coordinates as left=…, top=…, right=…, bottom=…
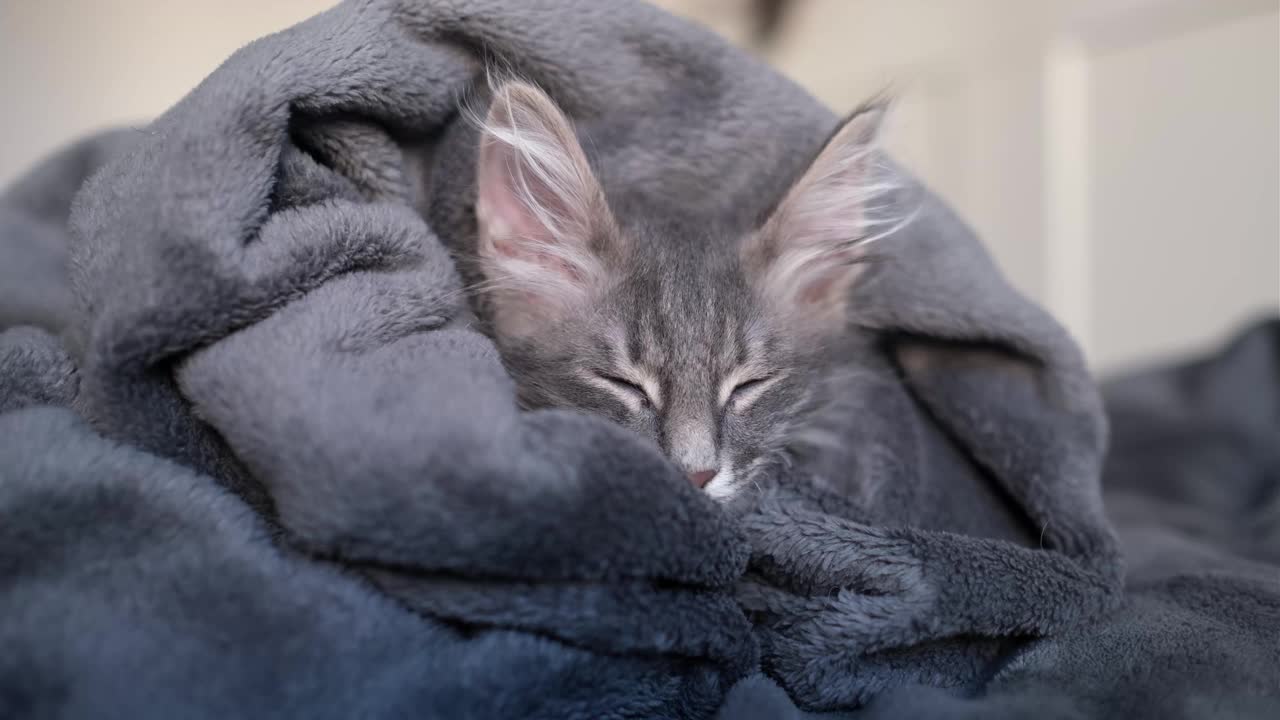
left=743, top=104, right=890, bottom=333
left=475, top=81, right=619, bottom=338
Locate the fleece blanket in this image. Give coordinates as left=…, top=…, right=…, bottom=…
left=0, top=0, right=1275, bottom=717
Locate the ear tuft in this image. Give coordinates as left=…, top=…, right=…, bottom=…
left=474, top=81, right=619, bottom=338
left=742, top=100, right=899, bottom=332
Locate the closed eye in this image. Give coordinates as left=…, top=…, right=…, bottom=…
left=731, top=378, right=769, bottom=397
left=596, top=373, right=652, bottom=407
left=726, top=376, right=775, bottom=407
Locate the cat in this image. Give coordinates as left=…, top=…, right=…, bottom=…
left=471, top=80, right=897, bottom=500
left=467, top=84, right=1125, bottom=681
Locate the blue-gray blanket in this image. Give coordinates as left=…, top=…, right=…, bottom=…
left=1, top=1, right=1276, bottom=718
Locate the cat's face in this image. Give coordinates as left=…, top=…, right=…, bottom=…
left=494, top=224, right=818, bottom=498
left=473, top=82, right=887, bottom=499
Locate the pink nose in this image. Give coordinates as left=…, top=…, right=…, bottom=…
left=688, top=469, right=717, bottom=488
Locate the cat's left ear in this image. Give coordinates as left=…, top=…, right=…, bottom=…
left=742, top=104, right=890, bottom=332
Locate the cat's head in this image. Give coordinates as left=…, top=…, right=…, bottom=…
left=473, top=81, right=890, bottom=499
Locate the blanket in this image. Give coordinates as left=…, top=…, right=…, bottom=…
left=0, top=129, right=137, bottom=334
left=720, top=318, right=1280, bottom=719
left=0, top=0, right=1275, bottom=717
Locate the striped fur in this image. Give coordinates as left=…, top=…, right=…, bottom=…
left=473, top=81, right=903, bottom=499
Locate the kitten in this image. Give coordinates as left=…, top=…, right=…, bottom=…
left=472, top=81, right=893, bottom=500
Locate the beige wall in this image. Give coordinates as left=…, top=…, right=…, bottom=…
left=0, top=1, right=338, bottom=186
left=1088, top=10, right=1279, bottom=370
left=3, top=0, right=1276, bottom=370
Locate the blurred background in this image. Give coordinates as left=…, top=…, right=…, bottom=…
left=1, top=0, right=1276, bottom=372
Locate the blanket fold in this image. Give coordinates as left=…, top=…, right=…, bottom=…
left=1, top=1, right=1275, bottom=718
left=0, top=129, right=136, bottom=334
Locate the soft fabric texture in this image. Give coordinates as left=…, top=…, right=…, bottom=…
left=0, top=129, right=137, bottom=334
left=0, top=0, right=1275, bottom=717
left=719, top=318, right=1280, bottom=719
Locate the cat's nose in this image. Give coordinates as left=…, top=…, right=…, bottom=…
left=688, top=469, right=718, bottom=488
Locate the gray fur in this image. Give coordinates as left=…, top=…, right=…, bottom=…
left=488, top=207, right=819, bottom=494
left=0, top=0, right=1275, bottom=718
left=473, top=86, right=894, bottom=496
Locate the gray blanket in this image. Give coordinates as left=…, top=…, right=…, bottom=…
left=0, top=1, right=1275, bottom=717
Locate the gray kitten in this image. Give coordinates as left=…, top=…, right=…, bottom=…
left=473, top=82, right=892, bottom=499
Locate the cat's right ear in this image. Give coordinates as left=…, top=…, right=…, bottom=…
left=475, top=82, right=619, bottom=339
